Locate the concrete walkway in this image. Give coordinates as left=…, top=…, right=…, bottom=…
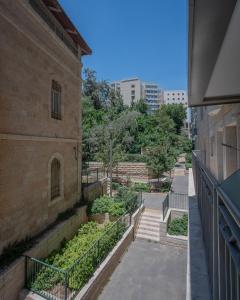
left=98, top=171, right=188, bottom=300
left=142, top=192, right=166, bottom=211
left=98, top=239, right=187, bottom=300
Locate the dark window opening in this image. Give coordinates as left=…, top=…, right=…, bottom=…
left=51, top=158, right=61, bottom=200
left=51, top=80, right=61, bottom=120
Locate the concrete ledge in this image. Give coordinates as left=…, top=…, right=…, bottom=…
left=160, top=208, right=188, bottom=249
left=77, top=205, right=143, bottom=300
left=76, top=225, right=134, bottom=300
left=19, top=206, right=144, bottom=300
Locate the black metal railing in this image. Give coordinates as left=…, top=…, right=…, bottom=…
left=25, top=214, right=131, bottom=300
left=192, top=151, right=240, bottom=300
left=24, top=195, right=144, bottom=300
left=81, top=168, right=107, bottom=185
left=162, top=192, right=188, bottom=220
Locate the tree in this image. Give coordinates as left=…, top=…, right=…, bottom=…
left=132, top=98, right=148, bottom=114
left=160, top=104, right=186, bottom=134
left=145, top=140, right=176, bottom=181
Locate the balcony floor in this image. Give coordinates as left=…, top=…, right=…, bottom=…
left=186, top=169, right=211, bottom=300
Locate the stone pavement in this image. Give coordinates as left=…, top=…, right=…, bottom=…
left=98, top=239, right=187, bottom=300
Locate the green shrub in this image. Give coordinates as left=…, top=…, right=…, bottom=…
left=185, top=162, right=192, bottom=170
left=185, top=152, right=192, bottom=164
left=115, top=186, right=138, bottom=213
left=112, top=182, right=121, bottom=190
left=108, top=201, right=126, bottom=216
left=30, top=221, right=126, bottom=293
left=132, top=182, right=150, bottom=192
left=88, top=195, right=127, bottom=217
left=160, top=181, right=172, bottom=192
left=168, top=214, right=188, bottom=236
left=88, top=196, right=114, bottom=215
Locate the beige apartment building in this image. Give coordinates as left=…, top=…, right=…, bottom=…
left=0, top=0, right=91, bottom=254
left=111, top=78, right=163, bottom=113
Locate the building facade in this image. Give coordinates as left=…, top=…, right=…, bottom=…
left=189, top=0, right=240, bottom=299
left=0, top=0, right=91, bottom=254
left=111, top=78, right=163, bottom=113
left=163, top=90, right=188, bottom=106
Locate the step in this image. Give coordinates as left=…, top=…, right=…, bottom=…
left=136, top=233, right=160, bottom=242
left=137, top=228, right=159, bottom=237
left=142, top=213, right=161, bottom=219
left=138, top=224, right=160, bottom=232
left=140, top=217, right=161, bottom=224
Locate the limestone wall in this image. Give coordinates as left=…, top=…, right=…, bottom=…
left=82, top=178, right=108, bottom=203
left=0, top=1, right=82, bottom=253
left=89, top=162, right=153, bottom=180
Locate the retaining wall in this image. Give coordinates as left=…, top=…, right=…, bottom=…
left=82, top=178, right=108, bottom=202
left=159, top=209, right=188, bottom=249
left=76, top=205, right=144, bottom=300
left=89, top=162, right=154, bottom=180
left=0, top=206, right=88, bottom=300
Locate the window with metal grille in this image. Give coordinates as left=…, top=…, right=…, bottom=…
left=51, top=158, right=61, bottom=200
left=51, top=80, right=61, bottom=120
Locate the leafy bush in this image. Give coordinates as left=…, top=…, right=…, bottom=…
left=108, top=201, right=126, bottom=216
left=160, top=181, right=172, bottom=192
left=115, top=186, right=138, bottom=213
left=185, top=162, right=192, bottom=170
left=121, top=153, right=147, bottom=163
left=168, top=214, right=188, bottom=236
left=132, top=182, right=150, bottom=192
left=30, top=221, right=126, bottom=293
left=88, top=196, right=114, bottom=215
left=112, top=182, right=121, bottom=190
left=88, top=195, right=126, bottom=217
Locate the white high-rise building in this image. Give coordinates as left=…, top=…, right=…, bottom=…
left=111, top=78, right=163, bottom=113
left=163, top=90, right=188, bottom=106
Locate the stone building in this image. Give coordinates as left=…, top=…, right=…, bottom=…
left=0, top=0, right=91, bottom=254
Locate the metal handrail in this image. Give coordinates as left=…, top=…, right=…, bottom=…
left=25, top=195, right=143, bottom=299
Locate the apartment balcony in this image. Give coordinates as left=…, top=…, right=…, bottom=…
left=192, top=151, right=240, bottom=299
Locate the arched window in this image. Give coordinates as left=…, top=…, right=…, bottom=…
left=51, top=158, right=61, bottom=200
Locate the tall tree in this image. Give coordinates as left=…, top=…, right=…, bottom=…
left=160, top=104, right=186, bottom=134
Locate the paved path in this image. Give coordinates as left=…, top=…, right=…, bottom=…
left=142, top=192, right=166, bottom=210
left=171, top=167, right=188, bottom=194
left=98, top=239, right=187, bottom=300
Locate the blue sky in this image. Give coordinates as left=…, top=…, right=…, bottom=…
left=59, top=0, right=187, bottom=90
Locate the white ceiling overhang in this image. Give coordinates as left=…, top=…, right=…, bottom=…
left=188, top=0, right=238, bottom=107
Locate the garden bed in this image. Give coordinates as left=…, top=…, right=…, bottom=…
left=168, top=213, right=188, bottom=236
left=26, top=219, right=129, bottom=300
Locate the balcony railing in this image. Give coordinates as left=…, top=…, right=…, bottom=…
left=192, top=151, right=240, bottom=300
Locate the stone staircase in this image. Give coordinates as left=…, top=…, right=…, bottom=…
left=136, top=209, right=161, bottom=242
